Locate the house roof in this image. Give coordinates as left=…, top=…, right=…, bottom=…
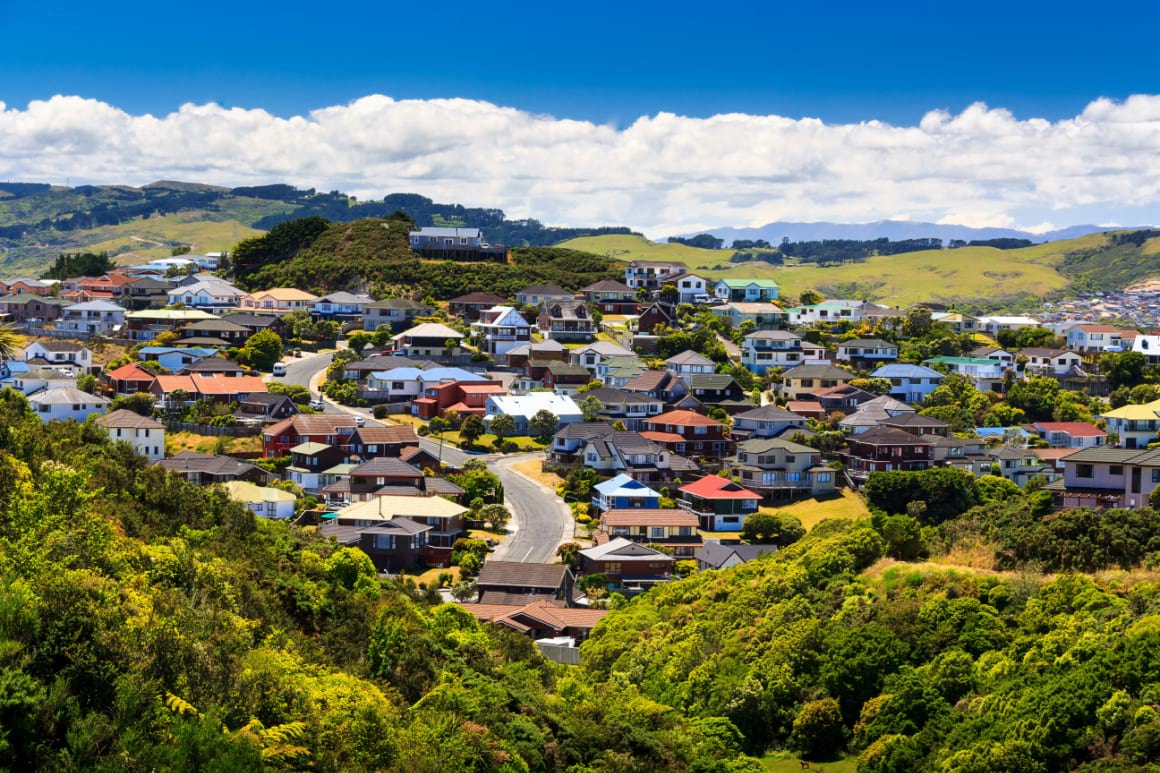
left=243, top=288, right=318, bottom=302
left=96, top=409, right=164, bottom=429
left=476, top=561, right=569, bottom=589
left=648, top=409, right=722, bottom=428
left=666, top=350, right=715, bottom=367
left=880, top=413, right=949, bottom=429
left=1028, top=421, right=1106, bottom=437
left=841, top=338, right=896, bottom=349
left=179, top=357, right=247, bottom=374
left=156, top=451, right=269, bottom=479
left=351, top=457, right=423, bottom=478
left=317, top=291, right=372, bottom=304
left=736, top=436, right=817, bottom=454
left=640, top=430, right=688, bottom=444
left=602, top=508, right=699, bottom=527
left=394, top=322, right=464, bottom=340
left=1018, top=348, right=1071, bottom=359
left=333, top=495, right=467, bottom=522
left=786, top=400, right=826, bottom=414
left=351, top=425, right=420, bottom=444
left=450, top=292, right=508, bottom=305
left=220, top=313, right=282, bottom=328
left=190, top=375, right=267, bottom=395
left=849, top=426, right=933, bottom=446
left=291, top=442, right=333, bottom=455
left=716, top=278, right=779, bottom=289
left=696, top=541, right=778, bottom=569
left=29, top=386, right=110, bottom=406
left=224, top=480, right=296, bottom=505
left=579, top=537, right=674, bottom=561
left=581, top=279, right=635, bottom=293
left=365, top=298, right=431, bottom=310
left=744, top=329, right=800, bottom=341
left=871, top=364, right=944, bottom=379
left=412, top=226, right=481, bottom=238
left=519, top=284, right=571, bottom=296
left=733, top=405, right=806, bottom=423
left=183, top=319, right=251, bottom=333
left=152, top=375, right=197, bottom=394
left=782, top=363, right=854, bottom=380
left=105, top=362, right=157, bottom=382
left=593, top=473, right=660, bottom=497
left=688, top=373, right=737, bottom=391
left=1074, top=324, right=1123, bottom=333
left=487, top=393, right=581, bottom=420
left=1100, top=399, right=1160, bottom=421
left=29, top=340, right=87, bottom=353
left=571, top=341, right=634, bottom=358
left=263, top=414, right=357, bottom=438
left=679, top=474, right=761, bottom=499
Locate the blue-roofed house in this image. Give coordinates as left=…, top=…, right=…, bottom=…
left=366, top=366, right=487, bottom=401
left=139, top=346, right=218, bottom=373
left=871, top=363, right=945, bottom=404
left=591, top=474, right=661, bottom=515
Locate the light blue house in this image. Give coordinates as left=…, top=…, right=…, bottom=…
left=871, top=363, right=945, bottom=404
left=139, top=346, right=218, bottom=373
left=591, top=473, right=661, bottom=514
left=713, top=278, right=780, bottom=302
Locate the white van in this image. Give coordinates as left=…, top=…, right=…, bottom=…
left=272, top=363, right=287, bottom=377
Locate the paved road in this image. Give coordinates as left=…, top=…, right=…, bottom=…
left=276, top=351, right=572, bottom=563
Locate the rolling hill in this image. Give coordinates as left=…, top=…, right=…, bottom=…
left=668, top=219, right=1140, bottom=245
left=559, top=231, right=1160, bottom=308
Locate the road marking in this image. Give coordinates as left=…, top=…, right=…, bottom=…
left=521, top=545, right=536, bottom=562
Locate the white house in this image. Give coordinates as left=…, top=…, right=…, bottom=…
left=28, top=386, right=110, bottom=422
left=312, top=291, right=373, bottom=319
left=713, top=278, right=780, bottom=303
left=239, top=288, right=318, bottom=311
left=366, top=366, right=486, bottom=400
left=138, top=346, right=218, bottom=373
left=924, top=357, right=1007, bottom=393
left=224, top=480, right=296, bottom=520
left=22, top=341, right=93, bottom=372
left=1132, top=336, right=1160, bottom=365
left=58, top=300, right=127, bottom=336
left=570, top=341, right=634, bottom=372
left=836, top=339, right=899, bottom=365
left=977, top=315, right=1040, bottom=336
left=710, top=302, right=788, bottom=329
left=471, top=306, right=532, bottom=357
left=742, top=330, right=804, bottom=375
left=484, top=393, right=582, bottom=435
left=96, top=409, right=165, bottom=461
left=870, top=363, right=945, bottom=404
left=1020, top=347, right=1084, bottom=375
left=167, top=279, right=245, bottom=309
left=1067, top=324, right=1127, bottom=353
left=785, top=300, right=864, bottom=326
left=669, top=273, right=710, bottom=303
left=665, top=350, right=715, bottom=378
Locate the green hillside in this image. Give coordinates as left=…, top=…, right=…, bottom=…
left=559, top=231, right=1152, bottom=307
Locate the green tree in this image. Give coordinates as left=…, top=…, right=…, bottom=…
left=1101, top=350, right=1147, bottom=389
left=790, top=698, right=847, bottom=760
left=0, top=323, right=25, bottom=362
left=459, top=415, right=485, bottom=446
left=799, top=289, right=824, bottom=306
left=530, top=409, right=559, bottom=439
left=109, top=392, right=157, bottom=417
left=556, top=542, right=581, bottom=569
left=489, top=412, right=515, bottom=442
left=580, top=395, right=604, bottom=423
left=238, top=329, right=284, bottom=372
left=478, top=503, right=511, bottom=531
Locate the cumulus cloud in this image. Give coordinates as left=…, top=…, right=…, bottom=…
left=1, top=94, right=1159, bottom=235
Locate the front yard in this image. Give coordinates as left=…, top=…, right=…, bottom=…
left=760, top=489, right=870, bottom=532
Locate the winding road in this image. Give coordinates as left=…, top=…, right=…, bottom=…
left=275, top=350, right=572, bottom=563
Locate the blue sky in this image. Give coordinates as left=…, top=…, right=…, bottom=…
left=2, top=1, right=1160, bottom=234
left=3, top=0, right=1158, bottom=125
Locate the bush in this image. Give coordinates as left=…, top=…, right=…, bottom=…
left=373, top=405, right=389, bottom=420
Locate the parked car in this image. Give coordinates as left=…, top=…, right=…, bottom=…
left=354, top=415, right=366, bottom=427
left=272, top=363, right=287, bottom=377
left=310, top=398, right=325, bottom=411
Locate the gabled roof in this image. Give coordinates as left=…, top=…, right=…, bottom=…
left=688, top=373, right=737, bottom=391
left=871, top=363, right=944, bottom=379
left=519, top=283, right=571, bottom=296
left=594, top=473, right=660, bottom=497
left=602, top=508, right=699, bottom=527
left=1027, top=421, right=1106, bottom=437
left=334, top=495, right=468, bottom=522
left=737, top=436, right=817, bottom=455
left=96, top=409, right=163, bottom=429
left=579, top=537, right=673, bottom=561
left=849, top=426, right=933, bottom=446
left=581, top=278, right=635, bottom=293
left=105, top=362, right=156, bottom=382
left=744, top=329, right=801, bottom=341
left=679, top=474, right=761, bottom=500
left=666, top=350, right=715, bottom=367
left=1019, top=347, right=1072, bottom=359
left=394, top=322, right=464, bottom=340
left=782, top=363, right=854, bottom=380
left=365, top=297, right=431, bottom=310
left=716, top=278, right=779, bottom=289
left=733, top=405, right=807, bottom=423
left=29, top=386, right=110, bottom=406
left=190, top=375, right=267, bottom=395
left=450, top=292, right=508, bottom=305
left=648, top=409, right=722, bottom=428
left=476, top=561, right=569, bottom=589
left=880, top=413, right=949, bottom=429
left=696, top=541, right=778, bottom=569
left=350, top=457, right=423, bottom=478
left=264, top=414, right=357, bottom=438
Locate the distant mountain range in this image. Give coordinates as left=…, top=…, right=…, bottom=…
left=669, top=220, right=1152, bottom=245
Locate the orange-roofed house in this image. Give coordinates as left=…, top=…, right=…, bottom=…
left=102, top=362, right=157, bottom=395
left=150, top=375, right=198, bottom=407
left=642, top=409, right=729, bottom=457
left=1026, top=421, right=1107, bottom=449
left=599, top=508, right=702, bottom=557
left=676, top=474, right=762, bottom=531
left=190, top=374, right=268, bottom=402
left=411, top=379, right=508, bottom=420
left=786, top=400, right=828, bottom=420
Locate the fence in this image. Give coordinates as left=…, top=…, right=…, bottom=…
left=535, top=642, right=581, bottom=665
left=166, top=421, right=262, bottom=437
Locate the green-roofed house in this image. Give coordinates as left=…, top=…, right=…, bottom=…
left=924, top=356, right=1008, bottom=393
left=714, top=278, right=780, bottom=303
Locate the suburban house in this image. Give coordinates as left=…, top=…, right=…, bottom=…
left=779, top=363, right=855, bottom=400
left=96, top=409, right=165, bottom=461
left=319, top=508, right=433, bottom=573
left=924, top=356, right=1008, bottom=393
left=712, top=302, right=788, bottom=330
left=409, top=227, right=505, bottom=261
left=366, top=366, right=488, bottom=402
left=517, top=360, right=591, bottom=395
left=516, top=284, right=573, bottom=307
left=970, top=347, right=1016, bottom=368
left=624, top=260, right=684, bottom=292
left=363, top=299, right=435, bottom=332
left=695, top=541, right=778, bottom=571
left=1020, top=347, right=1085, bottom=375
left=591, top=474, right=661, bottom=514
left=156, top=451, right=275, bottom=486
left=537, top=301, right=597, bottom=342
left=485, top=393, right=583, bottom=435
left=933, top=312, right=980, bottom=335
left=810, top=383, right=876, bottom=415
left=448, top=292, right=508, bottom=321
left=312, top=291, right=373, bottom=320
left=392, top=323, right=465, bottom=359
left=641, top=409, right=729, bottom=458
left=219, top=313, right=287, bottom=341
left=102, top=362, right=157, bottom=395
left=505, top=340, right=567, bottom=369
left=549, top=425, right=697, bottom=483
left=1101, top=400, right=1160, bottom=449
left=0, top=277, right=52, bottom=295
left=599, top=509, right=702, bottom=557
left=460, top=600, right=608, bottom=646
left=472, top=306, right=532, bottom=357
left=22, top=341, right=93, bottom=372
left=347, top=425, right=421, bottom=460
left=345, top=457, right=432, bottom=501
left=29, top=386, right=110, bottom=422
left=730, top=437, right=835, bottom=502
left=57, top=300, right=126, bottom=336
left=239, top=288, right=318, bottom=312
left=262, top=414, right=357, bottom=457
left=225, top=481, right=296, bottom=520
left=581, top=387, right=664, bottom=430
left=665, top=272, right=710, bottom=304
left=621, top=369, right=689, bottom=405
left=0, top=293, right=71, bottom=324
left=713, top=278, right=779, bottom=302
left=125, top=309, right=218, bottom=341
left=578, top=538, right=675, bottom=589
left=1026, top=421, right=1107, bottom=449
left=664, top=350, right=715, bottom=378
left=581, top=279, right=638, bottom=314
left=837, top=339, right=899, bottom=366
left=687, top=374, right=750, bottom=411
left=730, top=405, right=809, bottom=440
left=286, top=442, right=348, bottom=493
left=841, top=426, right=934, bottom=482
left=1048, top=445, right=1160, bottom=510
left=676, top=474, right=761, bottom=531
left=234, top=393, right=300, bottom=423
left=871, top=363, right=945, bottom=404
left=989, top=446, right=1054, bottom=486
left=166, top=279, right=244, bottom=310
left=411, top=379, right=507, bottom=420
left=1132, top=335, right=1160, bottom=365
left=178, top=318, right=252, bottom=346
left=151, top=374, right=267, bottom=405
left=138, top=345, right=217, bottom=372
left=879, top=412, right=950, bottom=438
left=785, top=299, right=863, bottom=325
left=570, top=340, right=634, bottom=372
left=332, top=494, right=467, bottom=565
left=742, top=330, right=804, bottom=375
left=976, top=315, right=1041, bottom=336
left=839, top=395, right=917, bottom=434
left=1067, top=324, right=1128, bottom=353
left=475, top=562, right=574, bottom=606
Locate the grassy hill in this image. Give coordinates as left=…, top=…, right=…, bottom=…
left=559, top=231, right=1145, bottom=307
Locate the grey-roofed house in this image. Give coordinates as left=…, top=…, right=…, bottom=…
left=516, top=284, right=574, bottom=307
left=729, top=437, right=836, bottom=501
left=364, top=298, right=435, bottom=332
left=409, top=226, right=505, bottom=262
left=730, top=404, right=809, bottom=440
left=779, top=363, right=855, bottom=400
left=578, top=538, right=674, bottom=590
left=312, top=291, right=373, bottom=320
left=537, top=300, right=597, bottom=343
left=695, top=541, right=779, bottom=571
left=156, top=450, right=276, bottom=485
left=836, top=338, right=899, bottom=365
left=475, top=561, right=575, bottom=606
left=320, top=515, right=433, bottom=572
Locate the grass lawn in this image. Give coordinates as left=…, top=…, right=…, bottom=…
left=166, top=432, right=262, bottom=456
left=761, top=751, right=858, bottom=772
left=558, top=232, right=1106, bottom=306
left=435, top=431, right=547, bottom=452
left=408, top=566, right=460, bottom=588
left=511, top=459, right=565, bottom=489
left=386, top=414, right=426, bottom=430
left=761, top=489, right=870, bottom=531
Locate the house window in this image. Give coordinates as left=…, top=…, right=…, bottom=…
left=603, top=562, right=621, bottom=574
left=649, top=527, right=665, bottom=539
left=1109, top=465, right=1124, bottom=476
left=374, top=534, right=395, bottom=549
left=1076, top=464, right=1094, bottom=479
left=1152, top=469, right=1160, bottom=484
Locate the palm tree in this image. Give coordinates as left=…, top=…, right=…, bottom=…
left=0, top=323, right=25, bottom=364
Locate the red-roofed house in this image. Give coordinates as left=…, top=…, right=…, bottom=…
left=642, top=409, right=729, bottom=457
left=102, top=362, right=157, bottom=395
left=676, top=474, right=762, bottom=531
left=190, top=374, right=268, bottom=402
left=1026, top=421, right=1107, bottom=449
left=786, top=400, right=828, bottom=420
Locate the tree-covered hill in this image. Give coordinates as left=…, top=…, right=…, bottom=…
left=0, top=388, right=755, bottom=771
left=233, top=217, right=625, bottom=299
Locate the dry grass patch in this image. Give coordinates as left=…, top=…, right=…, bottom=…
left=165, top=432, right=261, bottom=456
left=511, top=459, right=564, bottom=489
left=762, top=489, right=870, bottom=531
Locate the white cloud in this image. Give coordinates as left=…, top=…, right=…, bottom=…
left=1, top=94, right=1160, bottom=236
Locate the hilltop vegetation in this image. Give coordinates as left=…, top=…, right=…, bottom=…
left=0, top=181, right=632, bottom=275
left=233, top=217, right=624, bottom=298
left=559, top=231, right=1157, bottom=307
